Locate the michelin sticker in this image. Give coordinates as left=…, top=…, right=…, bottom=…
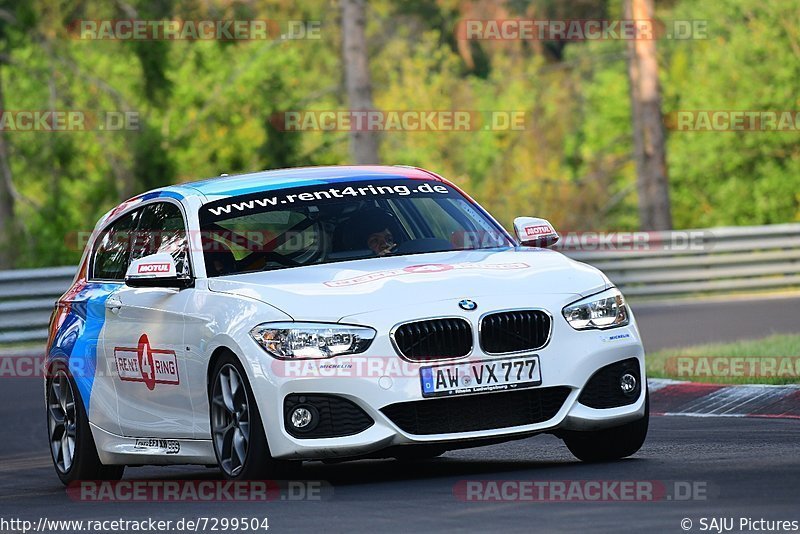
left=600, top=332, right=634, bottom=343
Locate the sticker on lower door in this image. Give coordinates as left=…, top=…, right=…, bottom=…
left=115, top=334, right=180, bottom=390
left=135, top=438, right=181, bottom=454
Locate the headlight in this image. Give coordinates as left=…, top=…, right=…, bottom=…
left=562, top=288, right=630, bottom=330
left=250, top=322, right=376, bottom=360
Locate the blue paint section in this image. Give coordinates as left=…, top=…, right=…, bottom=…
left=146, top=190, right=185, bottom=201
left=184, top=167, right=430, bottom=197
left=135, top=167, right=443, bottom=201
left=48, top=282, right=118, bottom=410
left=197, top=175, right=421, bottom=197
left=203, top=179, right=329, bottom=197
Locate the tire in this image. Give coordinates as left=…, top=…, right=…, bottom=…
left=209, top=352, right=291, bottom=480
left=563, top=389, right=649, bottom=463
left=46, top=363, right=124, bottom=485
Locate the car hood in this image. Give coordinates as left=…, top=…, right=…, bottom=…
left=207, top=248, right=609, bottom=322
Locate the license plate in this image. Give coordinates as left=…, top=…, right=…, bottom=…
left=420, top=356, right=542, bottom=398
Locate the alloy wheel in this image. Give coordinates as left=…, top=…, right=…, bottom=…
left=211, top=364, right=252, bottom=477
left=48, top=370, right=77, bottom=474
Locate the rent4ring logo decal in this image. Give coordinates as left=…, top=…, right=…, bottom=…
left=200, top=179, right=455, bottom=223
left=115, top=334, right=180, bottom=390
left=325, top=262, right=530, bottom=287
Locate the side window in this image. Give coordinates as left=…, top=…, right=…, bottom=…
left=135, top=202, right=191, bottom=277
left=92, top=210, right=142, bottom=281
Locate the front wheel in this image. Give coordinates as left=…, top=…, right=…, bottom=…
left=562, top=390, right=649, bottom=463
left=210, top=353, right=291, bottom=480
left=46, top=364, right=124, bottom=485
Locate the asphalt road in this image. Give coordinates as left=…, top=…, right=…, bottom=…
left=632, top=295, right=800, bottom=352
left=0, top=297, right=798, bottom=533
left=1, top=383, right=798, bottom=533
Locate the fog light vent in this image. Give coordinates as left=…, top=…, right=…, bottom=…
left=283, top=394, right=374, bottom=439
left=578, top=358, right=642, bottom=409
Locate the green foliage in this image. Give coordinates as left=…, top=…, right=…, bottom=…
left=661, top=0, right=800, bottom=228
left=0, top=0, right=797, bottom=268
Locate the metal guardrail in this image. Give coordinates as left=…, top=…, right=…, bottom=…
left=563, top=223, right=800, bottom=297
left=1, top=224, right=799, bottom=346
left=0, top=266, right=76, bottom=345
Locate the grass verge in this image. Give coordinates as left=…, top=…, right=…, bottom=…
left=647, top=333, right=800, bottom=385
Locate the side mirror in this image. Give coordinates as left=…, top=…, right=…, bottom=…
left=513, top=217, right=560, bottom=248
left=125, top=253, right=193, bottom=289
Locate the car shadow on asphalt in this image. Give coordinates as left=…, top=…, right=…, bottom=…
left=118, top=455, right=647, bottom=487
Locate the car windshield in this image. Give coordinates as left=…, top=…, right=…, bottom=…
left=199, top=178, right=513, bottom=277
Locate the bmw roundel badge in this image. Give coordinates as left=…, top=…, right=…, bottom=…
left=458, top=299, right=477, bottom=311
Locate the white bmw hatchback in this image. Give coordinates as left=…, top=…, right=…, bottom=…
left=46, top=165, right=647, bottom=483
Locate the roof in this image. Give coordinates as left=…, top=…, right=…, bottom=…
left=160, top=165, right=444, bottom=200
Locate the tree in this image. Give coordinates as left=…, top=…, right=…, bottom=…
left=625, top=0, right=672, bottom=230
left=116, top=0, right=176, bottom=199
left=341, top=0, right=380, bottom=164
left=0, top=65, right=15, bottom=269
left=0, top=1, right=35, bottom=268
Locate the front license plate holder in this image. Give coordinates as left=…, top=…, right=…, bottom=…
left=420, top=356, right=542, bottom=398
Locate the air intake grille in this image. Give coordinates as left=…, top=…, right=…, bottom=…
left=578, top=358, right=642, bottom=409
left=381, top=386, right=571, bottom=435
left=283, top=394, right=374, bottom=439
left=480, top=310, right=551, bottom=354
left=393, top=318, right=472, bottom=361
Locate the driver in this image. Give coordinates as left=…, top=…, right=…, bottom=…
left=353, top=208, right=401, bottom=256
left=367, top=227, right=395, bottom=256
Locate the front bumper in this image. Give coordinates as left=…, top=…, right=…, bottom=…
left=248, top=294, right=646, bottom=460
left=266, top=384, right=645, bottom=460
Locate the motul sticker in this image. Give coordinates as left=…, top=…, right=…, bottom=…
left=115, top=334, right=180, bottom=390
left=524, top=225, right=554, bottom=237
left=137, top=263, right=171, bottom=274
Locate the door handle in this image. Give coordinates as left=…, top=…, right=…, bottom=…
left=105, top=296, right=123, bottom=314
